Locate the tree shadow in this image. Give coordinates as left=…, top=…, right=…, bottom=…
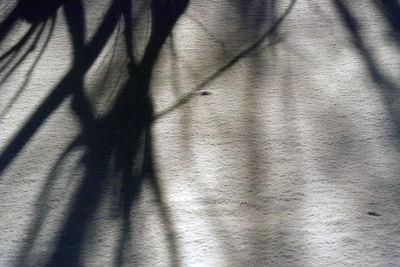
left=375, top=0, right=400, bottom=35
left=0, top=1, right=59, bottom=118
left=0, top=0, right=187, bottom=266
left=0, top=0, right=298, bottom=265
left=333, top=0, right=400, bottom=140
left=154, top=0, right=296, bottom=120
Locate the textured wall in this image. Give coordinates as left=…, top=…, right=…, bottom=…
left=1, top=0, right=400, bottom=266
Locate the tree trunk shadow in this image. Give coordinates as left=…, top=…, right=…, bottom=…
left=9, top=1, right=189, bottom=266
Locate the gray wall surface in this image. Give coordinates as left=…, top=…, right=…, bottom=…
left=1, top=0, right=400, bottom=266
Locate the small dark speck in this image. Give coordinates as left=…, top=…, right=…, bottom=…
left=200, top=91, right=211, bottom=96
left=368, top=211, right=381, bottom=216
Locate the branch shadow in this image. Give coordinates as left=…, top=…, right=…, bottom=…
left=1, top=0, right=297, bottom=265
left=0, top=17, right=55, bottom=118
left=333, top=0, right=400, bottom=140
left=0, top=0, right=61, bottom=118
left=1, top=0, right=188, bottom=266
left=375, top=0, right=400, bottom=35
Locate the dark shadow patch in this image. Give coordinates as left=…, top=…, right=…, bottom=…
left=367, top=211, right=381, bottom=217
left=200, top=91, right=211, bottom=96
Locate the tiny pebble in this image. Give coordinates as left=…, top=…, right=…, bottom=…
left=367, top=211, right=381, bottom=216
left=200, top=91, right=211, bottom=96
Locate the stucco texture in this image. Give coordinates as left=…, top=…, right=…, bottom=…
left=1, top=0, right=400, bottom=266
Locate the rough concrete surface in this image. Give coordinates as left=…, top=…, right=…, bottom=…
left=1, top=0, right=400, bottom=266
